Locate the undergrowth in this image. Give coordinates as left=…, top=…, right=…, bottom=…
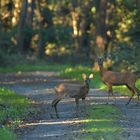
left=0, top=88, right=35, bottom=140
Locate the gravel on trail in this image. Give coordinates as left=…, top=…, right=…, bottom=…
left=0, top=71, right=140, bottom=140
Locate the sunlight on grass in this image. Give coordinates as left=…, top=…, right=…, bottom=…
left=59, top=65, right=92, bottom=80
left=81, top=104, right=124, bottom=140
left=0, top=88, right=30, bottom=106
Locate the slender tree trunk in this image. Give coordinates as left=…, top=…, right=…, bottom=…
left=71, top=2, right=80, bottom=53
left=0, top=0, right=1, bottom=29
left=36, top=0, right=44, bottom=58
left=71, top=1, right=93, bottom=54
left=95, top=0, right=107, bottom=57
left=10, top=0, right=13, bottom=27
left=78, top=1, right=93, bottom=55
left=23, top=0, right=35, bottom=53
left=17, top=0, right=27, bottom=53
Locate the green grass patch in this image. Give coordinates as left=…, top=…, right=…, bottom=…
left=81, top=104, right=124, bottom=140
left=0, top=63, right=69, bottom=73
left=0, top=127, right=16, bottom=140
left=59, top=65, right=106, bottom=89
left=0, top=88, right=35, bottom=139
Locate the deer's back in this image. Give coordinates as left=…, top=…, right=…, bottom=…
left=55, top=83, right=88, bottom=98
left=102, top=70, right=137, bottom=85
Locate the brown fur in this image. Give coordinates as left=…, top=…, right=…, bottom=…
left=51, top=73, right=93, bottom=118
left=98, top=58, right=140, bottom=105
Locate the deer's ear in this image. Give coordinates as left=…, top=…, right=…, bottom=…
left=89, top=74, right=94, bottom=79
left=82, top=73, right=87, bottom=80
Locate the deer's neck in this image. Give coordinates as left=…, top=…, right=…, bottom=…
left=99, top=65, right=106, bottom=76
left=83, top=81, right=89, bottom=88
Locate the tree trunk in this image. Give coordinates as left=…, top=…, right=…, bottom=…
left=36, top=0, right=44, bottom=58
left=17, top=0, right=27, bottom=53
left=0, top=0, right=1, bottom=29
left=71, top=2, right=80, bottom=53
left=78, top=1, right=93, bottom=55
left=95, top=0, right=107, bottom=57
left=23, top=0, right=35, bottom=53
left=71, top=0, right=93, bottom=54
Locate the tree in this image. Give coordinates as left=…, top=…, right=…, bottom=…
left=17, top=0, right=35, bottom=54
left=36, top=0, right=44, bottom=58
left=16, top=0, right=27, bottom=53
left=24, top=0, right=35, bottom=53
left=71, top=0, right=93, bottom=54
left=95, top=0, right=107, bottom=57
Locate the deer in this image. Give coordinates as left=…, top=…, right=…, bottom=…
left=97, top=57, right=140, bottom=105
left=50, top=73, right=94, bottom=118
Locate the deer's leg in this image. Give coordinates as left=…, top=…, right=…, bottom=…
left=82, top=97, right=87, bottom=114
left=133, top=87, right=140, bottom=105
left=109, top=86, right=116, bottom=104
left=106, top=84, right=114, bottom=104
left=126, top=85, right=135, bottom=105
left=109, top=87, right=113, bottom=96
left=51, top=98, right=61, bottom=118
left=137, top=92, right=139, bottom=105
left=82, top=97, right=86, bottom=108
left=106, top=85, right=110, bottom=104
left=135, top=87, right=140, bottom=95
left=75, top=98, right=79, bottom=117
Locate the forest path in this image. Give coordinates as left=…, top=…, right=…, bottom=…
left=0, top=71, right=140, bottom=140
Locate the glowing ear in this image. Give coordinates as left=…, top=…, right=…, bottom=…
left=89, top=74, right=94, bottom=79
left=82, top=73, right=87, bottom=80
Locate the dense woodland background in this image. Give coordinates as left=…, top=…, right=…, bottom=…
left=0, top=0, right=140, bottom=72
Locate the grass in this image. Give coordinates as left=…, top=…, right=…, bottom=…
left=0, top=127, right=16, bottom=140
left=81, top=104, right=124, bottom=140
left=0, top=88, right=35, bottom=140
left=0, top=63, right=69, bottom=73
left=59, top=65, right=105, bottom=89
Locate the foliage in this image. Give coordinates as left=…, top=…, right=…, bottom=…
left=111, top=43, right=136, bottom=71
left=0, top=0, right=140, bottom=70
left=44, top=25, right=72, bottom=45
left=0, top=53, right=28, bottom=67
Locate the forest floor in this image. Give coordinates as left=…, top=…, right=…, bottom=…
left=0, top=71, right=140, bottom=140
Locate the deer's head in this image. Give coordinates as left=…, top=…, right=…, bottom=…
left=97, top=57, right=104, bottom=67
left=82, top=73, right=94, bottom=86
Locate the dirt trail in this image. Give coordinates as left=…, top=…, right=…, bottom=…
left=0, top=71, right=140, bottom=140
